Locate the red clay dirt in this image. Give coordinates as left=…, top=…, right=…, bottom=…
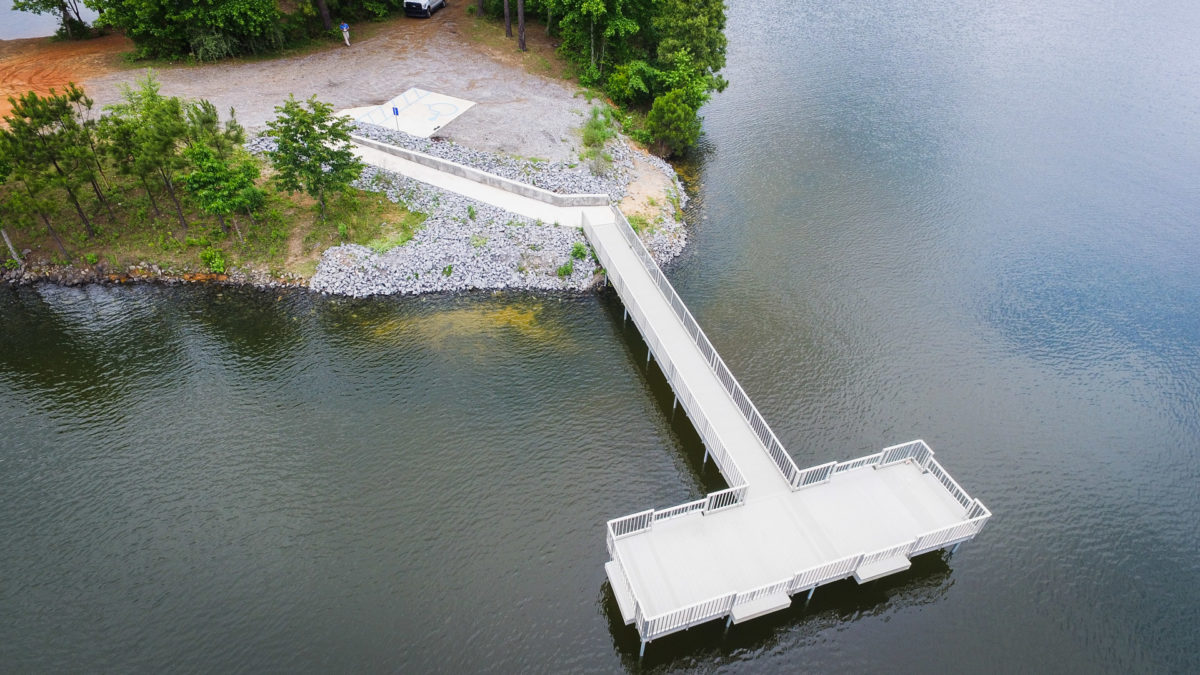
left=0, top=33, right=131, bottom=119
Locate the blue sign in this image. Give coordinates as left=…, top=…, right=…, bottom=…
left=392, top=107, right=399, bottom=116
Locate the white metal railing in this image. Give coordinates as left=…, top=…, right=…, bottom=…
left=735, top=578, right=793, bottom=607
left=640, top=592, right=736, bottom=639
left=861, top=541, right=915, bottom=568
left=791, top=553, right=863, bottom=592
left=834, top=452, right=883, bottom=474
left=603, top=207, right=806, bottom=488
left=793, top=461, right=837, bottom=488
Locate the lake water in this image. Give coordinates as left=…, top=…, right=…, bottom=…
left=3, top=0, right=1198, bottom=671
left=0, top=0, right=98, bottom=40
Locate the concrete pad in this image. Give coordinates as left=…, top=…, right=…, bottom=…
left=340, top=87, right=475, bottom=137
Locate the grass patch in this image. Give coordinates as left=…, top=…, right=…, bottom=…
left=627, top=213, right=655, bottom=235
left=556, top=259, right=574, bottom=278
left=470, top=234, right=488, bottom=249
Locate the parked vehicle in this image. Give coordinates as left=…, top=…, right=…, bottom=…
left=405, top=0, right=446, bottom=18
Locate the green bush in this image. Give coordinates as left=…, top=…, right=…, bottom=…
left=200, top=246, right=226, bottom=274
left=646, top=89, right=701, bottom=157
left=571, top=242, right=587, bottom=260
left=84, top=253, right=99, bottom=265
left=582, top=107, right=616, bottom=148
left=557, top=259, right=574, bottom=278
left=442, top=264, right=453, bottom=277
left=467, top=204, right=477, bottom=220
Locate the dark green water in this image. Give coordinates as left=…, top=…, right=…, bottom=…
left=3, top=0, right=1199, bottom=671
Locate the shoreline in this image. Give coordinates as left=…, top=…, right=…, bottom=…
left=2, top=132, right=692, bottom=297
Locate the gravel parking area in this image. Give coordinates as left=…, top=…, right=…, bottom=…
left=81, top=9, right=591, bottom=163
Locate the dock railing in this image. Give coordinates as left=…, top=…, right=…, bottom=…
left=595, top=207, right=808, bottom=488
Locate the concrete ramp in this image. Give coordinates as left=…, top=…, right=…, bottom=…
left=340, top=87, right=475, bottom=137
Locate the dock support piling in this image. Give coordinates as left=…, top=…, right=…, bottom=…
left=702, top=445, right=709, bottom=466
left=950, top=542, right=961, bottom=557
left=622, top=307, right=627, bottom=323
left=806, top=587, right=816, bottom=603
left=639, top=640, right=646, bottom=659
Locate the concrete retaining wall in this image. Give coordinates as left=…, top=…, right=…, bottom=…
left=350, top=135, right=611, bottom=208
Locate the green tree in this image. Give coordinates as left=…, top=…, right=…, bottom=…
left=0, top=134, right=70, bottom=258
left=646, top=88, right=700, bottom=157
left=96, top=106, right=162, bottom=216
left=3, top=87, right=99, bottom=237
left=103, top=72, right=192, bottom=234
left=85, top=0, right=282, bottom=60
left=180, top=143, right=262, bottom=242
left=265, top=95, right=362, bottom=223
left=185, top=100, right=245, bottom=160
left=13, top=0, right=89, bottom=39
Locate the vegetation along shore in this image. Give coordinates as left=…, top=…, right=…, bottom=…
left=1, top=1, right=724, bottom=295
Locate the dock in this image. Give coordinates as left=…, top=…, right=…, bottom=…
left=344, top=134, right=990, bottom=656
left=583, top=207, right=991, bottom=656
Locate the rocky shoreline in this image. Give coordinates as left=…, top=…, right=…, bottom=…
left=4, top=126, right=690, bottom=297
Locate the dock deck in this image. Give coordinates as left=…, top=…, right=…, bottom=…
left=583, top=208, right=990, bottom=652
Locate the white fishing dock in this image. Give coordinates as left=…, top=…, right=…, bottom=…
left=583, top=208, right=991, bottom=656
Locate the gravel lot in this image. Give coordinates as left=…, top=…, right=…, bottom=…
left=82, top=10, right=592, bottom=162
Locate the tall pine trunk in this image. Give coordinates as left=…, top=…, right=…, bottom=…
left=24, top=182, right=70, bottom=258
left=477, top=0, right=484, bottom=16
left=140, top=175, right=162, bottom=216
left=49, top=158, right=94, bottom=238
left=517, top=0, right=525, bottom=51
left=159, top=167, right=189, bottom=235
left=504, top=0, right=512, bottom=38
left=59, top=2, right=73, bottom=39
left=88, top=175, right=116, bottom=221
left=314, top=0, right=332, bottom=30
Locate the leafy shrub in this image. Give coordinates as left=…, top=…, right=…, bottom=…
left=646, top=89, right=701, bottom=157
left=200, top=246, right=226, bottom=274
left=605, top=60, right=658, bottom=106
left=557, top=259, right=574, bottom=278
left=84, top=253, right=99, bottom=265
left=582, top=107, right=615, bottom=148
left=467, top=204, right=477, bottom=220
left=442, top=264, right=453, bottom=277
left=571, top=242, right=587, bottom=260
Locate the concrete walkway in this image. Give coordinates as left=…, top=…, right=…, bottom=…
left=352, top=144, right=612, bottom=228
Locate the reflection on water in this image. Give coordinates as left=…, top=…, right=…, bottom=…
left=604, top=552, right=954, bottom=669
left=362, top=300, right=573, bottom=353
